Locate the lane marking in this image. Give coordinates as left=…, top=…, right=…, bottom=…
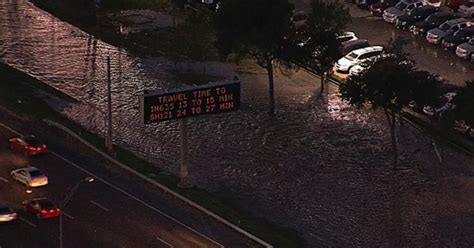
left=89, top=200, right=109, bottom=211
left=62, top=211, right=75, bottom=220
left=0, top=177, right=9, bottom=183
left=51, top=151, right=224, bottom=248
left=156, top=236, right=174, bottom=248
left=18, top=217, right=37, bottom=228
left=0, top=123, right=224, bottom=248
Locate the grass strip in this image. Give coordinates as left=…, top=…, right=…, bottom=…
left=402, top=112, right=474, bottom=156
left=0, top=62, right=305, bottom=247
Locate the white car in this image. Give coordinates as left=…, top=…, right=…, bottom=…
left=0, top=203, right=17, bottom=222
left=11, top=166, right=48, bottom=187
left=337, top=31, right=358, bottom=43
left=334, top=46, right=384, bottom=73
left=423, top=92, right=457, bottom=117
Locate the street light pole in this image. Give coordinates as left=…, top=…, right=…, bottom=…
left=59, top=177, right=94, bottom=248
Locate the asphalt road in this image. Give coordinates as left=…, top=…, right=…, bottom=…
left=0, top=121, right=262, bottom=248
left=292, top=0, right=474, bottom=86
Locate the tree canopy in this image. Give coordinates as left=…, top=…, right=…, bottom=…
left=452, top=81, right=474, bottom=127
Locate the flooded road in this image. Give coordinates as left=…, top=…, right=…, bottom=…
left=1, top=1, right=474, bottom=247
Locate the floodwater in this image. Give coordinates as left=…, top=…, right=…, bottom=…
left=2, top=1, right=474, bottom=247
left=293, top=0, right=474, bottom=86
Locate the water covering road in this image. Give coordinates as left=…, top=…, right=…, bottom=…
left=2, top=1, right=474, bottom=247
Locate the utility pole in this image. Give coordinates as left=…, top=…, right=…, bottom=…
left=106, top=56, right=113, bottom=154
left=178, top=118, right=192, bottom=188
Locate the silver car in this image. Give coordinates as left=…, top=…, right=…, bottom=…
left=11, top=166, right=48, bottom=187
left=0, top=203, right=17, bottom=222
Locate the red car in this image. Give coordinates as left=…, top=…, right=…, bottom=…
left=22, top=198, right=60, bottom=219
left=9, top=135, right=47, bottom=156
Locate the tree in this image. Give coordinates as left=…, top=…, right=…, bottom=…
left=296, top=0, right=350, bottom=95
left=214, top=0, right=294, bottom=115
left=452, top=81, right=474, bottom=127
left=339, top=58, right=441, bottom=169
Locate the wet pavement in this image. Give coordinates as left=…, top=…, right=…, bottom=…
left=1, top=0, right=474, bottom=247
left=292, top=0, right=474, bottom=85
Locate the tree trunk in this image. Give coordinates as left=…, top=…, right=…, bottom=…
left=385, top=109, right=398, bottom=169
left=319, top=72, right=326, bottom=95
left=266, top=60, right=275, bottom=115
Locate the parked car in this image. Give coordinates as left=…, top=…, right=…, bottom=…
left=9, top=135, right=47, bottom=156
left=410, top=11, right=456, bottom=36
left=356, top=0, right=379, bottom=9
left=22, top=198, right=60, bottom=219
left=370, top=0, right=400, bottom=17
left=10, top=166, right=48, bottom=188
left=454, top=120, right=474, bottom=139
left=423, top=92, right=457, bottom=117
left=337, top=31, right=358, bottom=43
left=348, top=53, right=397, bottom=76
left=456, top=37, right=474, bottom=60
left=442, top=26, right=474, bottom=49
left=340, top=39, right=370, bottom=54
left=0, top=203, right=17, bottom=223
left=457, top=2, right=474, bottom=18
left=396, top=5, right=438, bottom=29
left=334, top=46, right=384, bottom=73
left=426, top=18, right=470, bottom=44
left=383, top=0, right=425, bottom=23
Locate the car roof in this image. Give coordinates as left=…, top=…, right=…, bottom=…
left=444, top=18, right=468, bottom=25
left=351, top=46, right=384, bottom=55
left=432, top=11, right=454, bottom=18
left=23, top=166, right=41, bottom=172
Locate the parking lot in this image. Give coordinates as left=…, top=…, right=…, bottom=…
left=293, top=0, right=474, bottom=86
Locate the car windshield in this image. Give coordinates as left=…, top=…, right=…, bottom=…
left=0, top=207, right=11, bottom=214
left=23, top=136, right=42, bottom=146
left=439, top=23, right=450, bottom=31
left=29, top=170, right=44, bottom=178
left=38, top=200, right=55, bottom=209
left=395, top=2, right=407, bottom=10
left=345, top=52, right=358, bottom=60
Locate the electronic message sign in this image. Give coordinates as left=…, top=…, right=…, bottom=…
left=141, top=81, right=240, bottom=124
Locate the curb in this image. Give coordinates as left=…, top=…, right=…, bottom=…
left=42, top=119, right=274, bottom=248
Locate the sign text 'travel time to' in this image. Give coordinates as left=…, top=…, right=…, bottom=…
left=141, top=81, right=240, bottom=124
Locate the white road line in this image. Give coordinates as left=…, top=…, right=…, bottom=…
left=0, top=177, right=8, bottom=183
left=18, top=217, right=36, bottom=228
left=156, top=236, right=174, bottom=248
left=62, top=211, right=75, bottom=220
left=89, top=200, right=109, bottom=211
left=51, top=151, right=224, bottom=248
left=0, top=123, right=223, bottom=248
left=0, top=123, right=21, bottom=136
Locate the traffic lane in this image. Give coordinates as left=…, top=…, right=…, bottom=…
left=36, top=127, right=264, bottom=247
left=0, top=117, right=264, bottom=247
left=34, top=150, right=225, bottom=248
left=0, top=130, right=172, bottom=248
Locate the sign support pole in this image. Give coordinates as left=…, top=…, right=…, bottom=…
left=178, top=118, right=192, bottom=188
left=106, top=56, right=114, bottom=154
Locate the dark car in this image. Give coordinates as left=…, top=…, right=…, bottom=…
left=395, top=5, right=437, bottom=30
left=355, top=0, right=379, bottom=9
left=9, top=135, right=47, bottom=156
left=410, top=11, right=455, bottom=36
left=456, top=37, right=474, bottom=60
left=442, top=26, right=474, bottom=50
left=340, top=39, right=370, bottom=54
left=22, top=198, right=60, bottom=219
left=370, top=0, right=399, bottom=17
